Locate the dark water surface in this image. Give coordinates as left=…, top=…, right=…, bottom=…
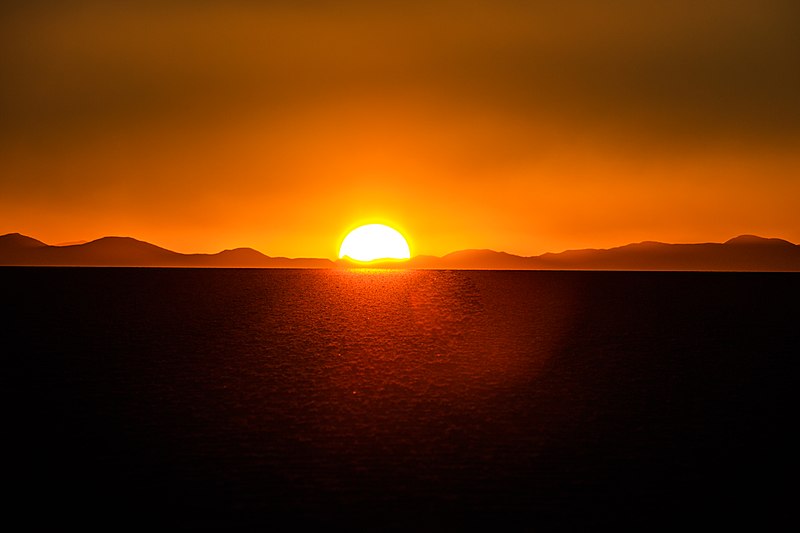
left=4, top=268, right=797, bottom=529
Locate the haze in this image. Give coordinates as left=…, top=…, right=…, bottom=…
left=2, top=1, right=798, bottom=258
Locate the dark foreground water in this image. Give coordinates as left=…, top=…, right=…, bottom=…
left=4, top=268, right=797, bottom=529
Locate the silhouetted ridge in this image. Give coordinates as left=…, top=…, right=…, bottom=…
left=724, top=235, right=795, bottom=246
left=0, top=233, right=333, bottom=268
left=1, top=233, right=797, bottom=270
left=532, top=236, right=800, bottom=271
left=184, top=248, right=275, bottom=267
left=436, top=249, right=534, bottom=269
left=0, top=233, right=47, bottom=249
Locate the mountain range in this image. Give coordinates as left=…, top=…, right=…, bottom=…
left=1, top=232, right=799, bottom=271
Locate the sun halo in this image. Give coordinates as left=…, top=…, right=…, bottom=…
left=338, top=224, right=411, bottom=263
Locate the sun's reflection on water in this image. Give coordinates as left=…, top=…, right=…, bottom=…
left=258, top=270, right=580, bottom=464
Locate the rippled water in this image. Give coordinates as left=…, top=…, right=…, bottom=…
left=5, top=268, right=797, bottom=529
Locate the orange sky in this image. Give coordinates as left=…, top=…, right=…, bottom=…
left=2, top=1, right=798, bottom=259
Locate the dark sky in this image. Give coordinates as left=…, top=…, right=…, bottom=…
left=2, top=0, right=798, bottom=256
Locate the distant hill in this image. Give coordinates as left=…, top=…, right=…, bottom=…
left=0, top=233, right=47, bottom=249
left=530, top=236, right=800, bottom=271
left=2, top=232, right=799, bottom=270
left=0, top=233, right=334, bottom=268
left=344, top=235, right=800, bottom=272
left=410, top=235, right=800, bottom=271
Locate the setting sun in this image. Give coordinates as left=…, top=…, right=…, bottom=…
left=339, top=224, right=411, bottom=262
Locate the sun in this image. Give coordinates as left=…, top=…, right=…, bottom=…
left=339, top=224, right=411, bottom=262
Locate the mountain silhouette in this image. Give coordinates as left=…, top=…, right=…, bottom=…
left=0, top=233, right=334, bottom=268
left=344, top=235, right=800, bottom=271
left=1, top=233, right=798, bottom=270
left=0, top=233, right=47, bottom=249
left=531, top=236, right=800, bottom=271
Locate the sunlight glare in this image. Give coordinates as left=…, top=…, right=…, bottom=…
left=339, top=224, right=411, bottom=262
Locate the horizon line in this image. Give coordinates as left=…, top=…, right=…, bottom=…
left=1, top=231, right=798, bottom=261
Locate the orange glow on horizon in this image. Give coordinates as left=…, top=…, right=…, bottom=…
left=1, top=3, right=799, bottom=258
